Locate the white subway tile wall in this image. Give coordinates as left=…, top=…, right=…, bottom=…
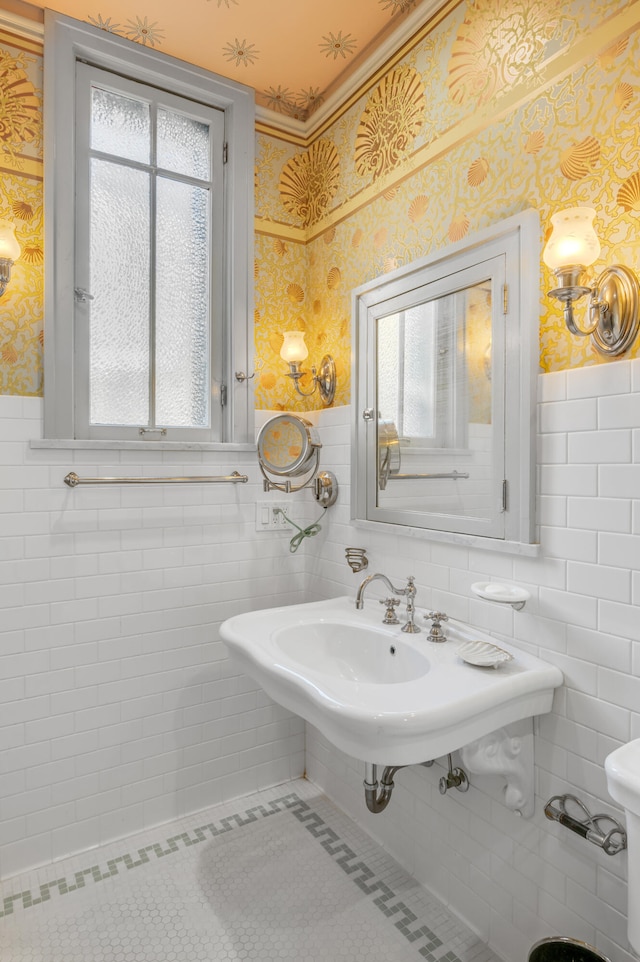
left=0, top=397, right=305, bottom=880
left=305, top=362, right=640, bottom=962
left=2, top=359, right=640, bottom=962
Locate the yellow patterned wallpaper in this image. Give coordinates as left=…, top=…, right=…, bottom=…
left=254, top=0, right=640, bottom=409
left=5, top=0, right=640, bottom=404
left=0, top=26, right=43, bottom=396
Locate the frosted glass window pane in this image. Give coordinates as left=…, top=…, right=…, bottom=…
left=157, top=108, right=210, bottom=180
left=377, top=307, right=436, bottom=439
left=403, top=304, right=436, bottom=438
left=155, top=177, right=210, bottom=427
left=377, top=314, right=399, bottom=424
left=90, top=159, right=150, bottom=425
left=464, top=284, right=493, bottom=425
left=91, top=86, right=150, bottom=164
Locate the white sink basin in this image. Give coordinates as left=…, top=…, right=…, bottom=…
left=220, top=596, right=563, bottom=766
left=274, top=622, right=430, bottom=684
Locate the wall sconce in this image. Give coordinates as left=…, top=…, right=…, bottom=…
left=543, top=206, right=640, bottom=356
left=280, top=331, right=336, bottom=405
left=0, top=220, right=20, bottom=297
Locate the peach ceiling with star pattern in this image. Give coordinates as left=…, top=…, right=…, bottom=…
left=23, top=0, right=427, bottom=120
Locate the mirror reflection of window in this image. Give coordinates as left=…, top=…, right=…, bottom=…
left=377, top=303, right=436, bottom=441
left=377, top=281, right=492, bottom=452
left=465, top=283, right=493, bottom=428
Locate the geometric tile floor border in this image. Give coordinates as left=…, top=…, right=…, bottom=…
left=1, top=794, right=306, bottom=920
left=1, top=786, right=496, bottom=962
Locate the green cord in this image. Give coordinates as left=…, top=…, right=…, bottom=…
left=274, top=507, right=327, bottom=553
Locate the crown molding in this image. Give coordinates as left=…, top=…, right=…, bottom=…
left=0, top=9, right=44, bottom=41
left=256, top=0, right=457, bottom=145
left=254, top=107, right=309, bottom=145
left=303, top=0, right=452, bottom=140
left=2, top=1, right=458, bottom=144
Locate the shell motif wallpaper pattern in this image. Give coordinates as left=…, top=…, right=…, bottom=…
left=279, top=138, right=341, bottom=227
left=253, top=0, right=640, bottom=409
left=353, top=65, right=425, bottom=181
left=4, top=0, right=640, bottom=405
left=252, top=229, right=351, bottom=411
left=446, top=0, right=561, bottom=107
left=0, top=29, right=43, bottom=397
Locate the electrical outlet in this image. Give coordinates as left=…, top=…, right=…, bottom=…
left=255, top=501, right=291, bottom=531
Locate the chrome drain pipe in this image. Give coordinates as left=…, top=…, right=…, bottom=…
left=363, top=759, right=439, bottom=813
left=364, top=763, right=406, bottom=813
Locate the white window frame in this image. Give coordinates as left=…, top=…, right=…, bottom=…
left=43, top=11, right=255, bottom=445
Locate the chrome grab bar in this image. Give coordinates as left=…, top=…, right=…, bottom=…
left=544, top=794, right=626, bottom=856
left=64, top=471, right=248, bottom=487
left=386, top=470, right=470, bottom=481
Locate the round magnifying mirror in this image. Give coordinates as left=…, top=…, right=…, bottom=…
left=257, top=415, right=321, bottom=478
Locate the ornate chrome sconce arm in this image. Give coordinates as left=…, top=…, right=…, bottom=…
left=284, top=355, right=336, bottom=405
left=0, top=220, right=21, bottom=298
left=544, top=208, right=640, bottom=356
left=547, top=263, right=640, bottom=355
left=280, top=331, right=336, bottom=406
left=0, top=257, right=14, bottom=298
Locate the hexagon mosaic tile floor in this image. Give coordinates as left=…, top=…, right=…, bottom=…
left=0, top=779, right=502, bottom=962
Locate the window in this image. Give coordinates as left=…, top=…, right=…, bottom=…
left=44, top=13, right=254, bottom=444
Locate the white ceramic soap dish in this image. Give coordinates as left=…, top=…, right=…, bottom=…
left=458, top=640, right=513, bottom=669
left=471, top=581, right=530, bottom=611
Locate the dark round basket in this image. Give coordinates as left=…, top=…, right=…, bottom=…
left=529, top=937, right=611, bottom=962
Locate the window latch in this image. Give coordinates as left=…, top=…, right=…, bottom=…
left=74, top=287, right=94, bottom=303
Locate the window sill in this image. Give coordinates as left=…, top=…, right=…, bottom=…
left=30, top=438, right=256, bottom=453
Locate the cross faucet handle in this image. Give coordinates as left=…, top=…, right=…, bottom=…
left=427, top=610, right=448, bottom=623
left=425, top=610, right=448, bottom=642
left=379, top=597, right=401, bottom=624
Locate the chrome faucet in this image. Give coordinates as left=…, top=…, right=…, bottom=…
left=355, top=573, right=421, bottom=633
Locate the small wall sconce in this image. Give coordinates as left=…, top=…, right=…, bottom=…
left=543, top=206, right=640, bottom=356
left=0, top=220, right=20, bottom=297
left=280, top=331, right=336, bottom=405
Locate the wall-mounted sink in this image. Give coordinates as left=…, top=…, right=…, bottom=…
left=220, top=596, right=563, bottom=770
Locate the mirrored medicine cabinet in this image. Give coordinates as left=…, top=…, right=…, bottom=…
left=352, top=209, right=539, bottom=553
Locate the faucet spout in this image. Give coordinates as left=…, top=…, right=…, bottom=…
left=356, top=572, right=421, bottom=633
left=355, top=572, right=404, bottom=609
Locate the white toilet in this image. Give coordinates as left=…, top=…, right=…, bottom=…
left=605, top=739, right=640, bottom=955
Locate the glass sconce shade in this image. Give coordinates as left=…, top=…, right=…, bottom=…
left=280, top=331, right=309, bottom=363
left=543, top=207, right=600, bottom=270
left=0, top=220, right=20, bottom=261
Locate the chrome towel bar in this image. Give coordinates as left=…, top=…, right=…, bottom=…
left=387, top=470, right=470, bottom=481
left=64, top=471, right=248, bottom=487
